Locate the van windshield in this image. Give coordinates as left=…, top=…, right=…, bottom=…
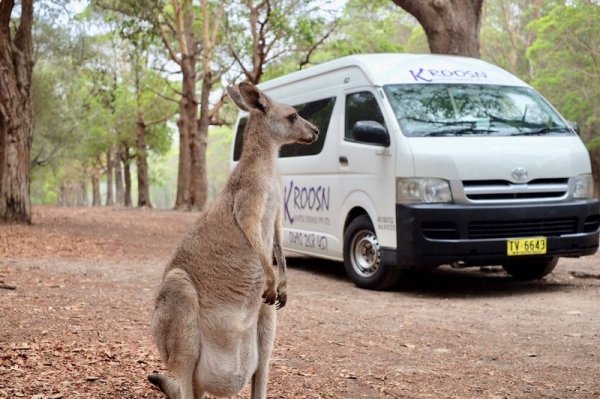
left=383, top=84, right=572, bottom=137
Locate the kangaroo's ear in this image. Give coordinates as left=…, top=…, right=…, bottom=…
left=237, top=82, right=271, bottom=114
left=226, top=85, right=250, bottom=112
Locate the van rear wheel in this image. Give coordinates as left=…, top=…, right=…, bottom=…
left=502, top=256, right=558, bottom=280
left=343, top=215, right=401, bottom=290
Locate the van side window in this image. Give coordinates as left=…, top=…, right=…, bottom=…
left=232, top=116, right=247, bottom=162
left=280, top=97, right=336, bottom=158
left=345, top=91, right=386, bottom=141
left=234, top=98, right=336, bottom=161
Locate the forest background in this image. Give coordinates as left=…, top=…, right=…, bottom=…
left=4, top=0, right=600, bottom=213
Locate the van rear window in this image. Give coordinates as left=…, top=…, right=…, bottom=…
left=232, top=97, right=336, bottom=161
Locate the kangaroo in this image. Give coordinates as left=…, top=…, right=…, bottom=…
left=148, top=82, right=319, bottom=399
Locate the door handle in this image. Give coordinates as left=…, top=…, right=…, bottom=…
left=339, top=156, right=348, bottom=166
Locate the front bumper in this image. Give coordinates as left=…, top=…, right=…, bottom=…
left=380, top=200, right=600, bottom=268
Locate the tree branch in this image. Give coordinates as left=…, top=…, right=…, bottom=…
left=0, top=0, right=14, bottom=37
left=146, top=86, right=180, bottom=104
left=14, top=0, right=33, bottom=53
left=228, top=42, right=254, bottom=82
left=159, top=23, right=182, bottom=65
left=298, top=22, right=337, bottom=69
left=145, top=111, right=176, bottom=126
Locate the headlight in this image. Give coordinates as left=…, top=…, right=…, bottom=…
left=572, top=174, right=594, bottom=198
left=397, top=178, right=452, bottom=203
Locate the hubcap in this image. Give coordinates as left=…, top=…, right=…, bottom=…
left=350, top=230, right=381, bottom=278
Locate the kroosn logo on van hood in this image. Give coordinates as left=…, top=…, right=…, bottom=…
left=409, top=68, right=489, bottom=83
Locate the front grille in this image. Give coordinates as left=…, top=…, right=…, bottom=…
left=422, top=221, right=459, bottom=240
left=468, top=217, right=578, bottom=239
left=462, top=178, right=569, bottom=203
left=584, top=215, right=600, bottom=233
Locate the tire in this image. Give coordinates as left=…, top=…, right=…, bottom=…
left=502, top=256, right=558, bottom=280
left=343, top=215, right=402, bottom=290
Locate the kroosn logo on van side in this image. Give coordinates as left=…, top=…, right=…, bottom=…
left=283, top=180, right=330, bottom=224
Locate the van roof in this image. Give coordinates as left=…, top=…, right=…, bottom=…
left=259, top=53, right=529, bottom=89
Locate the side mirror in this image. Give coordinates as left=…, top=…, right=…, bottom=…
left=352, top=121, right=390, bottom=147
left=567, top=121, right=580, bottom=135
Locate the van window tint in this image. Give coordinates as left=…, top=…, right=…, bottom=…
left=232, top=116, right=247, bottom=161
left=345, top=91, right=385, bottom=140
left=233, top=97, right=336, bottom=161
left=280, top=97, right=335, bottom=158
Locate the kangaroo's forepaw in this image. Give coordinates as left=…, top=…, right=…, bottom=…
left=262, top=286, right=277, bottom=305
left=276, top=291, right=287, bottom=309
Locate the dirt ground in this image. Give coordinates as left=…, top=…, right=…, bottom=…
left=1, top=206, right=599, bottom=399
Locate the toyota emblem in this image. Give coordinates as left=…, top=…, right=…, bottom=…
left=511, top=167, right=528, bottom=181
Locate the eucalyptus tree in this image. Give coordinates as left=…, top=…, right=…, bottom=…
left=94, top=0, right=228, bottom=211
left=480, top=0, right=562, bottom=80
left=526, top=0, right=600, bottom=196
left=0, top=0, right=34, bottom=223
left=225, top=0, right=339, bottom=84
left=391, top=0, right=484, bottom=57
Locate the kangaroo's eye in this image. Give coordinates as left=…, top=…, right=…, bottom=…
left=287, top=113, right=297, bottom=123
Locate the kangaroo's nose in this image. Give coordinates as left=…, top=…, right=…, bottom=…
left=312, top=126, right=319, bottom=135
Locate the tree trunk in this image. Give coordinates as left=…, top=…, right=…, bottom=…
left=92, top=169, right=101, bottom=206
left=174, top=54, right=197, bottom=210
left=122, top=145, right=132, bottom=207
left=591, top=151, right=600, bottom=199
left=391, top=0, right=484, bottom=58
left=0, top=0, right=34, bottom=224
left=105, top=147, right=114, bottom=206
left=191, top=69, right=211, bottom=210
left=79, top=180, right=88, bottom=206
left=136, top=116, right=152, bottom=208
left=114, top=147, right=124, bottom=205
left=189, top=0, right=223, bottom=211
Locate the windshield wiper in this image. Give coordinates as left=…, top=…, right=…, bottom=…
left=510, top=126, right=572, bottom=136
left=401, top=116, right=478, bottom=126
left=423, top=127, right=499, bottom=137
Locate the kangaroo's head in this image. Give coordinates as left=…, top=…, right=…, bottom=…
left=227, top=82, right=319, bottom=146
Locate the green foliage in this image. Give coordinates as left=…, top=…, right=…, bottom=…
left=207, top=126, right=234, bottom=201
left=325, top=0, right=407, bottom=56
left=28, top=0, right=600, bottom=206
left=526, top=1, right=599, bottom=144
left=261, top=0, right=425, bottom=81
left=481, top=0, right=563, bottom=81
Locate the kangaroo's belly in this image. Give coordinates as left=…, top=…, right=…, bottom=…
left=196, top=310, right=259, bottom=396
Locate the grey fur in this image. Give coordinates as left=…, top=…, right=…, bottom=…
left=149, top=82, right=318, bottom=399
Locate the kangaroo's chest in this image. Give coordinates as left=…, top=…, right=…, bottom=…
left=260, top=179, right=281, bottom=244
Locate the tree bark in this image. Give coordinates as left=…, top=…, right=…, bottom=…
left=591, top=151, right=600, bottom=199
left=0, top=0, right=34, bottom=224
left=92, top=168, right=101, bottom=206
left=105, top=147, right=114, bottom=206
left=79, top=180, right=88, bottom=206
left=122, top=145, right=132, bottom=207
left=188, top=0, right=224, bottom=210
left=391, top=0, right=484, bottom=58
left=170, top=0, right=197, bottom=210
left=136, top=116, right=152, bottom=208
left=114, top=146, right=124, bottom=205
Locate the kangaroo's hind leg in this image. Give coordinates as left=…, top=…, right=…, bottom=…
left=150, top=269, right=201, bottom=399
left=251, top=304, right=276, bottom=399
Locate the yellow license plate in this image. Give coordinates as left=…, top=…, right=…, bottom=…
left=507, top=237, right=547, bottom=256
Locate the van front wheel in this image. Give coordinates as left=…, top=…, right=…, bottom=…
left=502, top=256, right=558, bottom=280
left=343, top=215, right=401, bottom=290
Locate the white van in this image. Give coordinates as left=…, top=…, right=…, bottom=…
left=231, top=54, right=600, bottom=290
